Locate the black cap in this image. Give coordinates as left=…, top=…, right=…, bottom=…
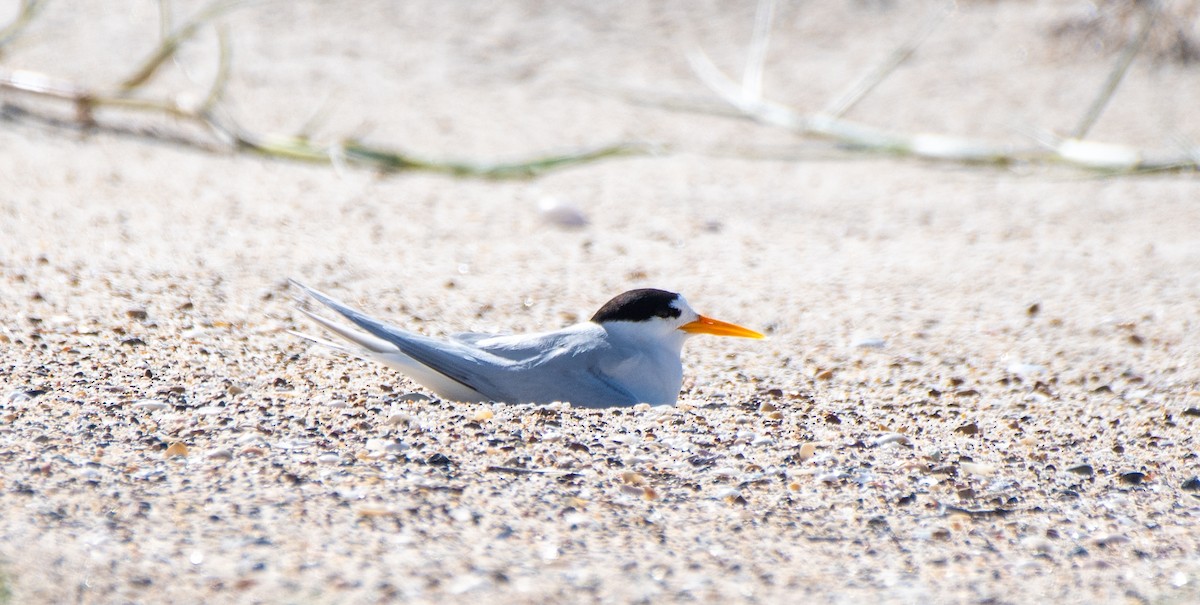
left=590, top=289, right=682, bottom=324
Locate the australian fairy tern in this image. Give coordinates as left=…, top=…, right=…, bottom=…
left=291, top=281, right=763, bottom=407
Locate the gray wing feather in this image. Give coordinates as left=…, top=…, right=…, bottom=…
left=292, top=281, right=511, bottom=400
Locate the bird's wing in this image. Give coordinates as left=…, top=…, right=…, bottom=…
left=489, top=328, right=642, bottom=407
left=452, top=328, right=584, bottom=362
left=291, top=280, right=513, bottom=400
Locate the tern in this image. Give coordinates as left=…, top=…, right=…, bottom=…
left=291, top=281, right=763, bottom=408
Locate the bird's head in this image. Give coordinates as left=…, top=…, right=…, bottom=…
left=590, top=288, right=764, bottom=346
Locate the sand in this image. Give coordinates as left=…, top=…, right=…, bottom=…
left=2, top=1, right=1199, bottom=603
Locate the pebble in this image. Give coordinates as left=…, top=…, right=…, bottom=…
left=852, top=337, right=886, bottom=349
left=206, top=448, right=234, bottom=461
left=620, top=484, right=645, bottom=497
left=873, top=433, right=910, bottom=447
left=396, top=393, right=431, bottom=403
left=385, top=413, right=414, bottom=426
left=164, top=442, right=189, bottom=458
left=710, top=467, right=739, bottom=480
left=621, top=471, right=647, bottom=486
left=1119, top=471, right=1147, bottom=485
left=816, top=471, right=846, bottom=483
left=318, top=452, right=340, bottom=464
left=132, top=400, right=170, bottom=411
left=1091, top=533, right=1130, bottom=547
left=797, top=442, right=816, bottom=462
left=959, top=462, right=995, bottom=476
left=538, top=197, right=589, bottom=228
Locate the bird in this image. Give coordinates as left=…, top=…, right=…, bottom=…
left=290, top=280, right=763, bottom=408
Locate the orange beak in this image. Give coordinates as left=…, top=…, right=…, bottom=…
left=679, top=315, right=764, bottom=339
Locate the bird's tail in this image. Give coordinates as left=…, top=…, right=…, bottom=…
left=290, top=280, right=400, bottom=354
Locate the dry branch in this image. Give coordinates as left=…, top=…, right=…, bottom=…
left=1070, top=2, right=1157, bottom=140
left=674, top=0, right=1197, bottom=174
left=0, top=0, right=40, bottom=53
left=0, top=1, right=640, bottom=179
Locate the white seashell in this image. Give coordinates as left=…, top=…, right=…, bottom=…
left=852, top=337, right=886, bottom=349
left=538, top=197, right=589, bottom=228
left=873, top=433, right=910, bottom=447
left=132, top=399, right=170, bottom=411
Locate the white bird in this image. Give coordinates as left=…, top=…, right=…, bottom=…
left=290, top=281, right=763, bottom=408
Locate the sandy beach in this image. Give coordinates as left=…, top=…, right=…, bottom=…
left=2, top=1, right=1199, bottom=603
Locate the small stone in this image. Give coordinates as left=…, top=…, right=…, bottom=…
left=538, top=197, right=589, bottom=228
left=1119, top=471, right=1147, bottom=485
left=396, top=393, right=431, bottom=404
left=619, top=484, right=644, bottom=497
left=853, top=337, right=886, bottom=349
left=797, top=442, right=816, bottom=462
left=206, top=448, right=234, bottom=461
left=959, top=462, right=995, bottom=476
left=385, top=413, right=414, bottom=426
left=816, top=471, right=845, bottom=483
left=1066, top=464, right=1094, bottom=476
left=873, top=433, right=910, bottom=447
left=318, top=452, right=340, bottom=464
left=621, top=471, right=647, bottom=486
left=758, top=401, right=777, bottom=413
left=126, top=308, right=148, bottom=320
left=1181, top=477, right=1200, bottom=491
left=164, top=442, right=189, bottom=458
left=954, top=423, right=980, bottom=435
left=7, top=389, right=46, bottom=403
left=132, top=400, right=170, bottom=411
left=472, top=409, right=494, bottom=421
left=1092, top=533, right=1130, bottom=547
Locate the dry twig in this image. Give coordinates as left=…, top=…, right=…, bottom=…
left=675, top=0, right=1197, bottom=174
left=0, top=1, right=640, bottom=179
